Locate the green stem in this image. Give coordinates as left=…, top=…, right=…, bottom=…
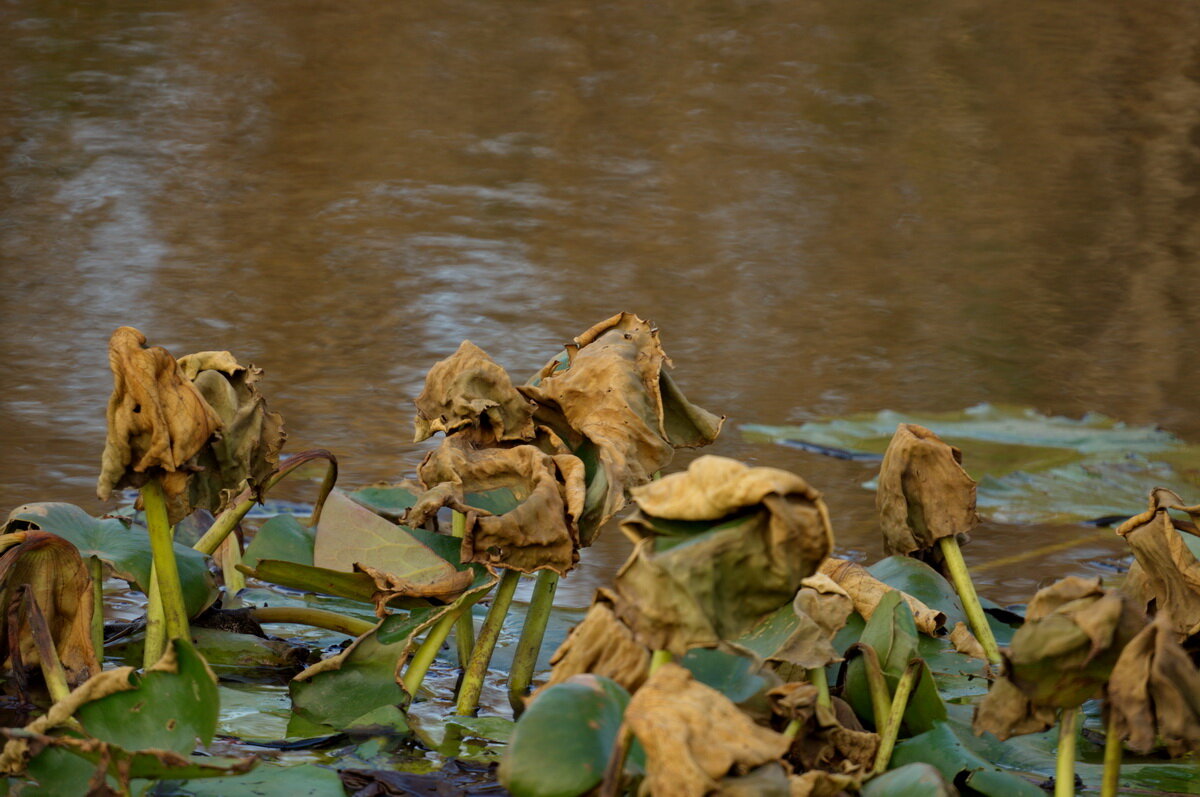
left=141, top=480, right=189, bottom=663
left=508, top=569, right=561, bottom=716
left=456, top=569, right=522, bottom=715
left=1101, top=709, right=1121, bottom=797
left=403, top=590, right=487, bottom=700
left=650, top=649, right=673, bottom=674
left=1056, top=708, right=1079, bottom=797
left=873, top=660, right=921, bottom=774
left=783, top=719, right=802, bottom=740
left=248, top=606, right=375, bottom=637
left=938, top=535, right=1002, bottom=664
left=847, top=643, right=892, bottom=731
left=23, top=590, right=71, bottom=704
left=451, top=511, right=475, bottom=668
left=810, top=665, right=831, bottom=710
left=193, top=498, right=254, bottom=556
left=143, top=561, right=165, bottom=667
left=89, top=556, right=105, bottom=659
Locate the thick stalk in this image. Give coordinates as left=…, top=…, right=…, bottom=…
left=508, top=568, right=561, bottom=715
left=451, top=511, right=475, bottom=668
left=937, top=535, right=1002, bottom=664
left=1101, top=710, right=1122, bottom=797
left=1056, top=708, right=1079, bottom=797
left=89, top=556, right=105, bottom=659
left=456, top=569, right=522, bottom=715
left=248, top=606, right=374, bottom=637
left=140, top=480, right=189, bottom=642
left=873, top=660, right=921, bottom=774
left=810, top=665, right=831, bottom=709
left=650, top=649, right=673, bottom=674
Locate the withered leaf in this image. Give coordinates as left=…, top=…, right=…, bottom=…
left=949, top=622, right=987, bottom=661
left=767, top=682, right=878, bottom=777
left=973, top=673, right=1057, bottom=741
left=877, top=424, right=978, bottom=561
left=539, top=591, right=650, bottom=696
left=413, top=340, right=536, bottom=445
left=625, top=662, right=790, bottom=797
left=768, top=574, right=854, bottom=670
left=1006, top=576, right=1144, bottom=709
left=177, top=350, right=286, bottom=515
left=522, top=312, right=723, bottom=542
left=612, top=456, right=833, bottom=654
left=97, top=327, right=222, bottom=525
left=404, top=437, right=585, bottom=575
left=1107, top=613, right=1200, bottom=756
left=0, top=532, right=99, bottom=690
left=1115, top=487, right=1200, bottom=640
left=817, top=558, right=946, bottom=637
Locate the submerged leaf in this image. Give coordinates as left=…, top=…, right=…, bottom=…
left=1107, top=613, right=1200, bottom=756
left=177, top=350, right=286, bottom=515
left=413, top=340, right=537, bottom=445
left=877, top=424, right=978, bottom=564
left=612, top=456, right=833, bottom=654
left=818, top=558, right=946, bottom=637
left=405, top=438, right=585, bottom=575
left=522, top=312, right=723, bottom=541
left=624, top=662, right=789, bottom=797
left=1115, top=487, right=1200, bottom=639
left=97, top=327, right=222, bottom=524
left=0, top=531, right=98, bottom=690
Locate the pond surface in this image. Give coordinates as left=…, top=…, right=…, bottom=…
left=3, top=0, right=1200, bottom=605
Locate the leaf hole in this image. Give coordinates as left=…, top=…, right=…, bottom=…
left=165, top=718, right=177, bottom=731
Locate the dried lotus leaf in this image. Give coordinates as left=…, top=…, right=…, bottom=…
left=972, top=673, right=1057, bottom=741
left=177, top=350, right=286, bottom=515
left=538, top=592, right=650, bottom=696
left=817, top=558, right=946, bottom=637
left=405, top=438, right=584, bottom=575
left=1116, top=488, right=1200, bottom=639
left=413, top=340, right=535, bottom=444
left=625, top=663, right=791, bottom=797
left=877, top=424, right=978, bottom=560
left=768, top=574, right=854, bottom=670
left=1107, top=613, right=1200, bottom=756
left=97, top=327, right=222, bottom=524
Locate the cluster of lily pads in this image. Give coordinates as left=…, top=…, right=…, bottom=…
left=0, top=315, right=1198, bottom=796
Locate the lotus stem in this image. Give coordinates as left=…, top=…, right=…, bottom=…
left=873, top=660, right=921, bottom=774
left=451, top=511, right=475, bottom=668
left=810, top=665, right=831, bottom=710
left=143, top=562, right=166, bottom=667
left=89, top=556, right=105, bottom=658
left=1101, top=709, right=1121, bottom=797
left=650, top=649, right=673, bottom=674
left=598, top=725, right=634, bottom=797
left=248, top=606, right=374, bottom=637
left=456, top=569, right=522, bottom=715
left=937, top=535, right=1002, bottom=664
left=141, top=480, right=189, bottom=664
left=217, top=533, right=246, bottom=595
left=193, top=498, right=254, bottom=556
left=1055, top=708, right=1079, bottom=797
left=783, top=719, right=802, bottom=740
left=404, top=591, right=486, bottom=700
left=22, top=590, right=71, bottom=704
left=847, top=642, right=892, bottom=731
left=508, top=568, right=561, bottom=716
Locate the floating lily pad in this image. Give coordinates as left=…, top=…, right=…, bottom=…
left=744, top=404, right=1200, bottom=524
left=860, top=762, right=954, bottom=796
left=152, top=763, right=346, bottom=797
left=5, top=502, right=217, bottom=618
left=243, top=514, right=314, bottom=570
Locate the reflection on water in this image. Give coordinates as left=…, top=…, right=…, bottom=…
left=3, top=0, right=1199, bottom=603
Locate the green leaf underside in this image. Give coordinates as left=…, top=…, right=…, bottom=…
left=243, top=514, right=315, bottom=569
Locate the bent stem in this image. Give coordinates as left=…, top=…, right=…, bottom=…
left=456, top=569, right=522, bottom=715
left=873, top=660, right=921, bottom=774
left=248, top=606, right=375, bottom=637
left=508, top=568, right=561, bottom=716
left=193, top=498, right=254, bottom=556
left=937, top=535, right=1002, bottom=664
left=1101, top=709, right=1121, bottom=797
left=1056, top=708, right=1080, bottom=797
left=89, top=556, right=105, bottom=658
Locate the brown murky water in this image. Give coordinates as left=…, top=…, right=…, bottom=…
left=3, top=0, right=1200, bottom=605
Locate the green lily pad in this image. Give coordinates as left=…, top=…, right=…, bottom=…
left=861, top=762, right=954, bottom=796
left=346, top=484, right=420, bottom=521
left=680, top=648, right=772, bottom=705
left=5, top=502, right=218, bottom=618
left=243, top=514, right=314, bottom=569
left=743, top=404, right=1200, bottom=524
left=890, top=721, right=1045, bottom=796
left=151, top=763, right=346, bottom=797
left=499, top=675, right=630, bottom=797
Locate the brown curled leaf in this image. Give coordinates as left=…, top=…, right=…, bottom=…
left=404, top=437, right=585, bottom=575
left=177, top=350, right=286, bottom=515
left=949, top=622, right=987, bottom=661
left=0, top=532, right=99, bottom=690
left=877, top=424, right=978, bottom=565
left=818, top=558, right=946, bottom=637
left=612, top=456, right=833, bottom=654
left=768, top=574, right=854, bottom=670
left=413, top=340, right=536, bottom=445
left=1107, top=612, right=1200, bottom=757
left=522, top=312, right=724, bottom=542
left=97, top=327, right=222, bottom=524
left=625, top=662, right=790, bottom=797
left=973, top=673, right=1057, bottom=741
left=1115, top=487, right=1200, bottom=640
left=768, top=682, right=877, bottom=777
left=539, top=591, right=651, bottom=697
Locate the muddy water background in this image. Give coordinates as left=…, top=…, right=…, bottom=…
left=3, top=1, right=1200, bottom=606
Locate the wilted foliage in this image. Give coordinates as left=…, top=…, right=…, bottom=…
left=768, top=681, right=877, bottom=778
left=1116, top=487, right=1200, bottom=640
left=767, top=574, right=854, bottom=671
left=540, top=595, right=650, bottom=695
left=818, top=558, right=946, bottom=637
left=413, top=341, right=536, bottom=445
